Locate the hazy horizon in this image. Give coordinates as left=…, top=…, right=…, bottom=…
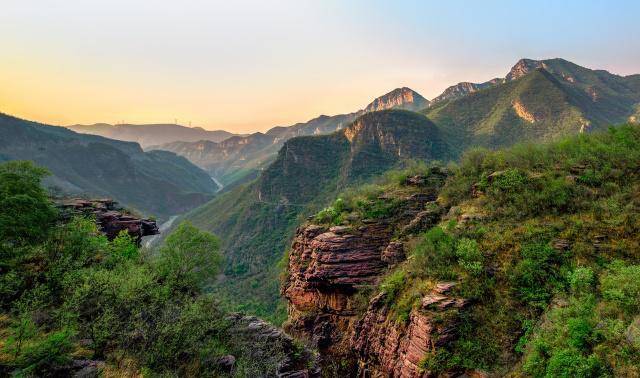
left=2, top=0, right=639, bottom=133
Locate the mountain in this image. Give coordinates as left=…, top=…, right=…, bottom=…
left=183, top=110, right=448, bottom=321
left=151, top=88, right=429, bottom=185
left=0, top=113, right=216, bottom=218
left=425, top=58, right=640, bottom=155
left=67, top=123, right=238, bottom=148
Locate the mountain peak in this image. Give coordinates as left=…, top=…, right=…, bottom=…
left=364, top=87, right=429, bottom=113
left=506, top=58, right=545, bottom=81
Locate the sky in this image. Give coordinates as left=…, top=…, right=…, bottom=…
left=1, top=0, right=639, bottom=133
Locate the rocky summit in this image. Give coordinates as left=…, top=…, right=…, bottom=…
left=364, top=87, right=430, bottom=113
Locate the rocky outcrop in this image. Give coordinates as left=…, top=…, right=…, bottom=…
left=226, top=314, right=320, bottom=377
left=282, top=172, right=462, bottom=377
left=57, top=198, right=159, bottom=244
left=364, top=87, right=430, bottom=113
left=512, top=99, right=542, bottom=123
left=505, top=59, right=545, bottom=81
left=352, top=283, right=467, bottom=378
left=431, top=79, right=503, bottom=104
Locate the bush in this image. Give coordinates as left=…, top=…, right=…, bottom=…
left=381, top=269, right=406, bottom=304
left=509, top=243, right=567, bottom=308
left=155, top=221, right=223, bottom=291
left=15, top=330, right=74, bottom=376
left=600, top=261, right=640, bottom=315
left=455, top=238, right=483, bottom=276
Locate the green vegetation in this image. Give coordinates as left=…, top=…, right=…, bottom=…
left=0, top=161, right=293, bottom=376
left=377, top=125, right=640, bottom=375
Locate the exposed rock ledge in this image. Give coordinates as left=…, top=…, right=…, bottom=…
left=57, top=198, right=159, bottom=244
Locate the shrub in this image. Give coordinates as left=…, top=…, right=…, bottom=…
left=455, top=238, right=483, bottom=276
left=509, top=243, right=567, bottom=308
left=0, top=161, right=57, bottom=246
left=600, top=261, right=640, bottom=315
left=381, top=269, right=407, bottom=304
left=568, top=267, right=595, bottom=296
left=14, top=330, right=74, bottom=376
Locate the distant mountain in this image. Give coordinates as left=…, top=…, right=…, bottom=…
left=67, top=123, right=238, bottom=148
left=152, top=88, right=429, bottom=185
left=0, top=113, right=216, bottom=218
left=184, top=109, right=448, bottom=320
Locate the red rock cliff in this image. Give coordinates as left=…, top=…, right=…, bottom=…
left=282, top=171, right=472, bottom=377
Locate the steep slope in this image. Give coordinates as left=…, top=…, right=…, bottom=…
left=180, top=57, right=639, bottom=323
left=152, top=88, right=429, bottom=186
left=184, top=110, right=449, bottom=321
left=0, top=113, right=215, bottom=218
left=68, top=123, right=238, bottom=147
left=283, top=124, right=640, bottom=376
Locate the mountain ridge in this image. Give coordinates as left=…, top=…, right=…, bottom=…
left=67, top=122, right=239, bottom=148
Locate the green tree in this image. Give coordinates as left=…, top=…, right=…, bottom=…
left=0, top=161, right=57, bottom=245
left=156, top=221, right=223, bottom=290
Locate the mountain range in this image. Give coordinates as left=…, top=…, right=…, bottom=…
left=4, top=57, right=639, bottom=320
left=152, top=58, right=640, bottom=187
left=178, top=57, right=640, bottom=320
left=0, top=113, right=216, bottom=218
left=67, top=122, right=239, bottom=148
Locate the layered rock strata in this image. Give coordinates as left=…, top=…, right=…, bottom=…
left=282, top=172, right=469, bottom=377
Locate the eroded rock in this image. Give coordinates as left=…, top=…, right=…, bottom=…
left=57, top=198, right=159, bottom=244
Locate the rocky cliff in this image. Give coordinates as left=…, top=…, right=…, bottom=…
left=282, top=169, right=473, bottom=377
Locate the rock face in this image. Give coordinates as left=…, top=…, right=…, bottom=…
left=282, top=172, right=466, bottom=377
left=352, top=284, right=467, bottom=378
left=364, top=87, right=430, bottom=113
left=57, top=198, right=159, bottom=244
